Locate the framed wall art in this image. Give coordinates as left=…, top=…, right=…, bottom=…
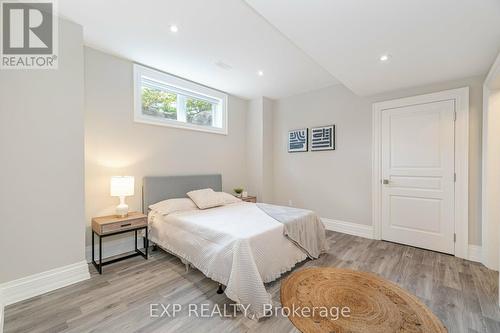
left=288, top=128, right=308, bottom=152
left=310, top=125, right=335, bottom=151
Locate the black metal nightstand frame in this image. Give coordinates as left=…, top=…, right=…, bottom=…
left=92, top=226, right=148, bottom=274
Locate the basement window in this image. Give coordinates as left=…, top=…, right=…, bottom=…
left=133, top=64, right=227, bottom=135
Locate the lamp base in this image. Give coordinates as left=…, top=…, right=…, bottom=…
left=116, top=196, right=129, bottom=217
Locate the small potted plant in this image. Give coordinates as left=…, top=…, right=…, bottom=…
left=233, top=187, right=244, bottom=198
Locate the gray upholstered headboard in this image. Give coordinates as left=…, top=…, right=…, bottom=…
left=142, top=174, right=222, bottom=213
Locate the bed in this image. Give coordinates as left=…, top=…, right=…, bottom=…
left=143, top=174, right=326, bottom=318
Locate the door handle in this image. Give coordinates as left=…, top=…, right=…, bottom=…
left=382, top=179, right=389, bottom=185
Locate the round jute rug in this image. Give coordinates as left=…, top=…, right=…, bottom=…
left=280, top=267, right=447, bottom=333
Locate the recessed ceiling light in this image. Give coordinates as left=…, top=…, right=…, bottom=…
left=170, top=25, right=178, bottom=33
left=379, top=54, right=391, bottom=62
left=257, top=70, right=264, bottom=76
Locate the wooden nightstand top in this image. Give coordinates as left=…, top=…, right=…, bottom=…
left=240, top=196, right=257, bottom=203
left=92, top=212, right=147, bottom=235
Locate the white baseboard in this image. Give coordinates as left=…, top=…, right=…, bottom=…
left=468, top=245, right=482, bottom=263
left=321, top=218, right=374, bottom=239
left=0, top=261, right=90, bottom=307
left=322, top=218, right=483, bottom=263
left=85, top=235, right=146, bottom=263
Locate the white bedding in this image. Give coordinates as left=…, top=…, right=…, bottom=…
left=148, top=201, right=313, bottom=318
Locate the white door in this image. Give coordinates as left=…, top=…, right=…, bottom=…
left=381, top=100, right=455, bottom=254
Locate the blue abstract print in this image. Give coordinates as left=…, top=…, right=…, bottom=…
left=311, top=125, right=335, bottom=151
left=288, top=128, right=308, bottom=152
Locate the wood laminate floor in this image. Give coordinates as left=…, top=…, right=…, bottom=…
left=4, top=231, right=500, bottom=333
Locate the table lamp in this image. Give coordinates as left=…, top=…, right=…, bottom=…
left=110, top=176, right=134, bottom=217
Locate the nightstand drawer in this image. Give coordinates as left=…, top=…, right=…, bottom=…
left=92, top=212, right=147, bottom=236
left=241, top=196, right=257, bottom=203
left=101, top=218, right=146, bottom=234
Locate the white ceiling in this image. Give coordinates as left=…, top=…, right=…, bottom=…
left=60, top=0, right=500, bottom=99
left=246, top=0, right=500, bottom=96
left=58, top=0, right=337, bottom=100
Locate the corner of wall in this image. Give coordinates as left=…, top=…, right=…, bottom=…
left=0, top=291, right=4, bottom=333
left=0, top=261, right=90, bottom=307
left=0, top=16, right=87, bottom=307
left=245, top=97, right=275, bottom=202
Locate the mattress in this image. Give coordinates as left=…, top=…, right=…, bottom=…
left=148, top=201, right=310, bottom=318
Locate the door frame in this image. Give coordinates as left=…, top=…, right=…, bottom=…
left=482, top=52, right=500, bottom=272
left=372, top=87, right=469, bottom=259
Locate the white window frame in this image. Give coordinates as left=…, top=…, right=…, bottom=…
left=133, top=64, right=228, bottom=135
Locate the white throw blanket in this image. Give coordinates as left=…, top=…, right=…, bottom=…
left=148, top=202, right=325, bottom=318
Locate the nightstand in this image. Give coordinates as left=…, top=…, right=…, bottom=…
left=91, top=211, right=148, bottom=274
left=240, top=196, right=257, bottom=203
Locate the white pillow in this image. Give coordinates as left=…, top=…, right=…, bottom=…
left=187, top=188, right=225, bottom=209
left=149, top=198, right=198, bottom=215
left=218, top=192, right=242, bottom=205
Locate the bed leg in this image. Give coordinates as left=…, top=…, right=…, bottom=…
left=185, top=263, right=189, bottom=273
left=152, top=244, right=157, bottom=251
left=217, top=284, right=225, bottom=294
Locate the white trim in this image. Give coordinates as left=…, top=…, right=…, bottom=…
left=0, top=295, right=4, bottom=333
left=0, top=261, right=90, bottom=306
left=372, top=87, right=469, bottom=259
left=484, top=52, right=500, bottom=88
left=322, top=218, right=374, bottom=239
left=85, top=236, right=140, bottom=263
left=372, top=102, right=382, bottom=241
left=480, top=85, right=495, bottom=270
left=133, top=64, right=228, bottom=135
left=468, top=245, right=483, bottom=263
left=481, top=52, right=500, bottom=272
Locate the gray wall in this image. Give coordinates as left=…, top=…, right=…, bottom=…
left=246, top=99, right=264, bottom=199
left=84, top=47, right=249, bottom=247
left=272, top=76, right=484, bottom=245
left=246, top=97, right=274, bottom=202
left=273, top=85, right=373, bottom=225
left=0, top=19, right=86, bottom=283
left=262, top=97, right=274, bottom=202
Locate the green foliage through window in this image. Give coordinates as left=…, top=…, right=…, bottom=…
left=141, top=86, right=215, bottom=127
left=135, top=65, right=226, bottom=133
left=141, top=87, right=177, bottom=119
left=186, top=98, right=213, bottom=126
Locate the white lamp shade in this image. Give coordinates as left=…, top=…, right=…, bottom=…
left=110, top=176, right=134, bottom=197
